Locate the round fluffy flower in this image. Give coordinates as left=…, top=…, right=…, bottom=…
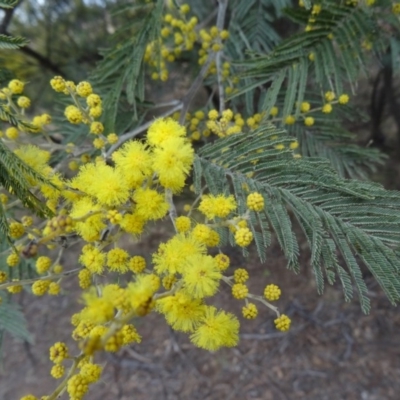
left=233, top=268, right=249, bottom=283
left=51, top=364, right=65, bottom=379
left=106, top=248, right=129, bottom=273
left=50, top=76, right=66, bottom=92
left=112, top=141, right=152, bottom=189
left=214, top=253, right=230, bottom=271
left=234, top=227, right=253, bottom=247
left=121, top=324, right=142, bottom=345
left=147, top=118, right=187, bottom=146
left=242, top=303, right=258, bottom=319
left=36, top=256, right=52, bottom=274
left=86, top=93, right=102, bottom=108
left=79, top=244, right=105, bottom=274
left=304, top=116, right=314, bottom=126
left=73, top=162, right=130, bottom=207
left=198, top=194, right=237, bottom=219
left=49, top=342, right=69, bottom=364
left=190, top=306, right=239, bottom=351
left=32, top=280, right=50, bottom=296
left=264, top=284, right=281, bottom=301
left=153, top=233, right=206, bottom=275
left=133, top=187, right=169, bottom=221
left=69, top=197, right=106, bottom=242
left=20, top=396, right=37, bottom=400
left=80, top=363, right=102, bottom=383
left=90, top=121, right=104, bottom=135
left=8, top=79, right=24, bottom=94
left=274, top=314, right=291, bottom=331
left=64, top=105, right=83, bottom=124
left=338, top=94, right=349, bottom=104
left=284, top=115, right=296, bottom=125
left=175, top=216, right=191, bottom=232
left=120, top=213, right=145, bottom=234
left=6, top=253, right=19, bottom=267
left=300, top=102, right=310, bottom=112
left=246, top=192, right=264, bottom=212
left=76, top=81, right=93, bottom=97
left=182, top=254, right=221, bottom=298
left=157, top=291, right=206, bottom=332
left=9, top=222, right=24, bottom=239
left=232, top=283, right=248, bottom=299
left=151, top=137, right=194, bottom=192
left=324, top=91, right=335, bottom=102
left=17, top=96, right=30, bottom=108
left=128, top=256, right=146, bottom=273
left=6, top=127, right=18, bottom=140
left=322, top=104, right=333, bottom=114
left=67, top=374, right=89, bottom=399
left=48, top=282, right=61, bottom=295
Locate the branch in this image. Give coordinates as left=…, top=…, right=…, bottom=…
left=216, top=0, right=228, bottom=113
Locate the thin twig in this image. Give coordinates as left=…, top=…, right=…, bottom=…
left=216, top=0, right=229, bottom=113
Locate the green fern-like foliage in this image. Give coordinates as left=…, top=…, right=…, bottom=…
left=91, top=0, right=163, bottom=133
left=0, top=299, right=32, bottom=344
left=0, top=139, right=54, bottom=236
left=195, top=124, right=400, bottom=314
left=229, top=0, right=400, bottom=178
left=0, top=33, right=27, bottom=50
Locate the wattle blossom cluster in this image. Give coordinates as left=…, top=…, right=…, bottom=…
left=1, top=77, right=290, bottom=400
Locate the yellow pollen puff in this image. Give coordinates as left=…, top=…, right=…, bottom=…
left=222, top=108, right=233, bottom=121
left=324, top=91, right=335, bottom=102
left=242, top=303, right=258, bottom=319
left=274, top=314, right=291, bottom=331
left=9, top=222, right=24, bottom=239
left=32, top=280, right=50, bottom=296
left=36, top=256, right=52, bottom=274
left=175, top=216, right=191, bottom=232
left=270, top=106, right=279, bottom=117
left=208, top=109, right=219, bottom=120
left=220, top=30, right=230, bottom=40
left=290, top=140, right=299, bottom=150
left=322, top=103, right=333, bottom=114
left=8, top=79, right=24, bottom=94
left=214, top=253, right=230, bottom=271
left=304, top=116, right=315, bottom=126
left=180, top=4, right=190, bottom=14
left=90, top=121, right=104, bottom=135
left=247, top=192, right=264, bottom=212
left=339, top=94, right=350, bottom=104
left=284, top=115, right=296, bottom=125
left=234, top=227, right=253, bottom=247
left=300, top=102, right=311, bottom=113
left=128, top=256, right=146, bottom=273
left=232, top=283, right=248, bottom=299
left=64, top=105, right=83, bottom=124
left=234, top=268, right=249, bottom=284
left=51, top=364, right=65, bottom=379
left=76, top=81, right=93, bottom=97
left=50, top=76, right=66, bottom=92
left=17, top=96, right=31, bottom=108
left=48, top=282, right=61, bottom=295
left=6, top=253, right=19, bottom=267
left=107, top=133, right=118, bottom=144
left=264, top=284, right=281, bottom=301
left=93, top=138, right=105, bottom=149
left=6, top=127, right=19, bottom=140
left=275, top=144, right=285, bottom=150
left=49, top=341, right=69, bottom=363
